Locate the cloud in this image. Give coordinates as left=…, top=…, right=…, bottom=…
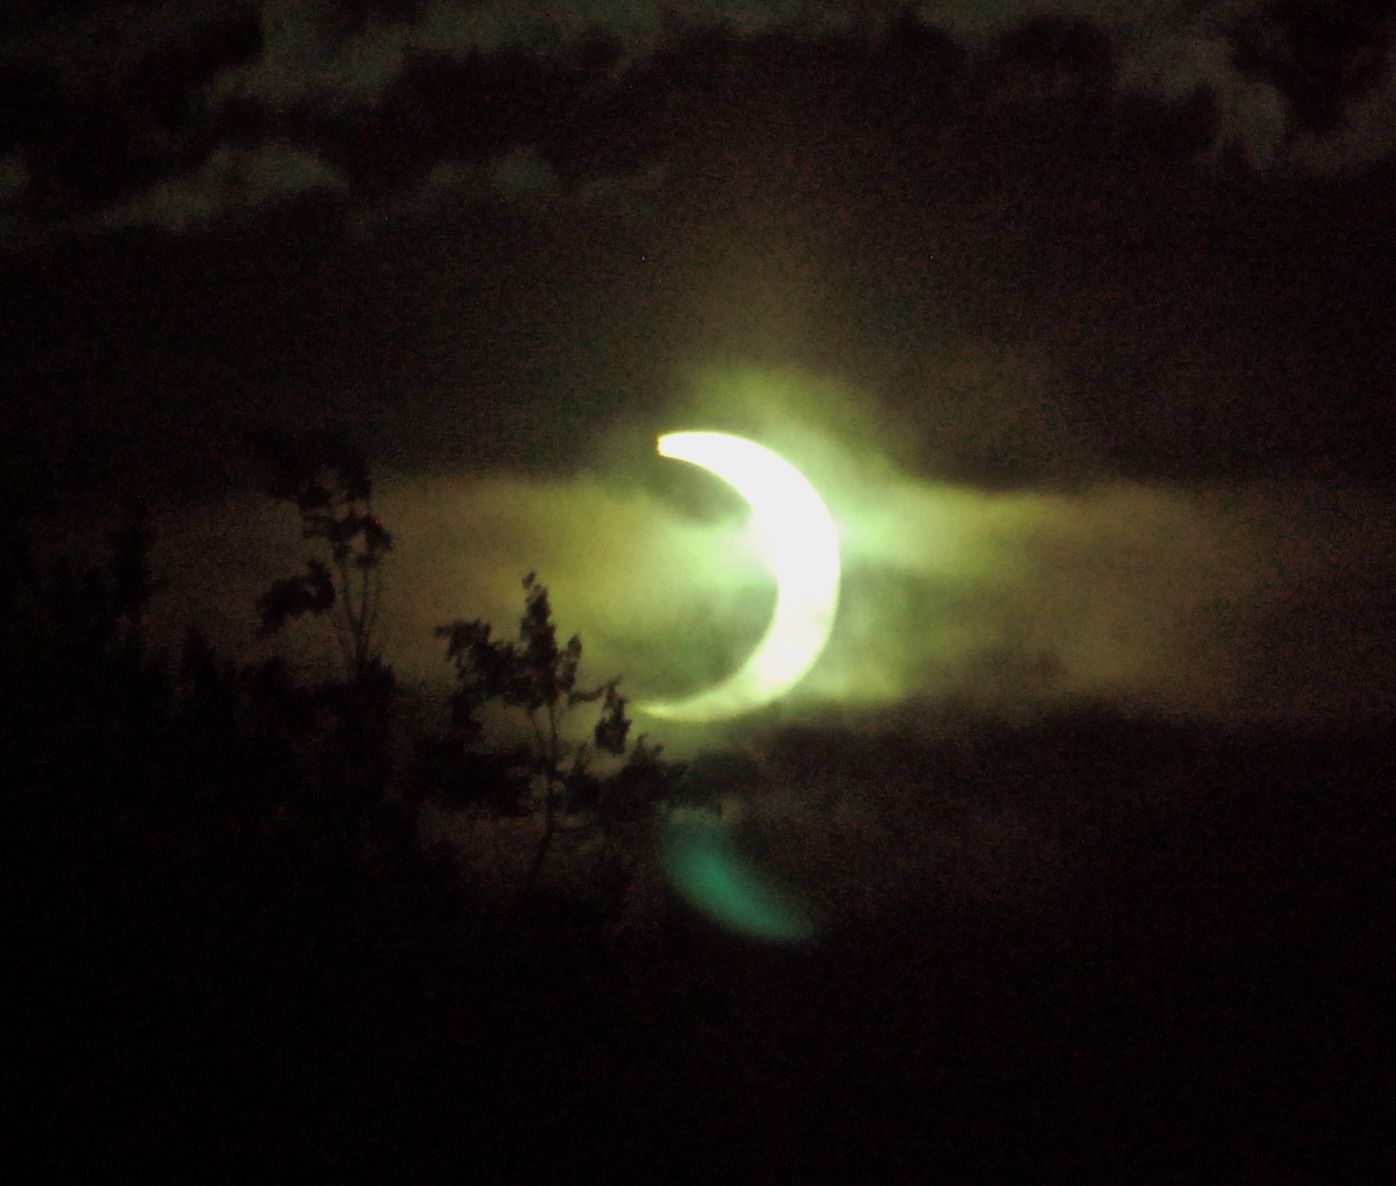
left=204, top=0, right=415, bottom=109
left=34, top=433, right=1383, bottom=754
left=202, top=0, right=868, bottom=109
left=347, top=145, right=571, bottom=235
left=489, top=146, right=558, bottom=199
left=92, top=141, right=348, bottom=232
left=350, top=144, right=663, bottom=239
left=1288, top=44, right=1396, bottom=171
left=928, top=0, right=1396, bottom=172
left=1115, top=16, right=1291, bottom=169
left=1, top=0, right=1387, bottom=251
left=575, top=159, right=668, bottom=220
left=823, top=478, right=1256, bottom=718
left=907, top=0, right=1284, bottom=169
left=346, top=414, right=1387, bottom=736
left=2, top=0, right=1389, bottom=191
left=196, top=1, right=1392, bottom=176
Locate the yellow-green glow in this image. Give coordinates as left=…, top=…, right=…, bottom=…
left=640, top=431, right=841, bottom=722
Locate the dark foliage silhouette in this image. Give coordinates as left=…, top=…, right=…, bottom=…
left=3, top=446, right=1388, bottom=1184
left=244, top=422, right=392, bottom=682
left=434, top=571, right=679, bottom=900
left=3, top=501, right=172, bottom=799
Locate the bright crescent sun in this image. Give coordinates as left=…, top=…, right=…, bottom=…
left=639, top=431, right=841, bottom=722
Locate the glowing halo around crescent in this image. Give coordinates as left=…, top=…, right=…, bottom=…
left=639, top=431, right=841, bottom=722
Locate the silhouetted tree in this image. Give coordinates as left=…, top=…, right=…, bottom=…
left=245, top=424, right=392, bottom=683
left=436, top=572, right=639, bottom=898
left=242, top=426, right=402, bottom=839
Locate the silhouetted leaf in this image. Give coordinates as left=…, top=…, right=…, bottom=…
left=255, top=559, right=335, bottom=638
left=361, top=515, right=392, bottom=553
left=594, top=682, right=631, bottom=756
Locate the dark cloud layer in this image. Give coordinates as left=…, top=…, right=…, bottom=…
left=3, top=2, right=1392, bottom=734
left=1, top=0, right=1393, bottom=242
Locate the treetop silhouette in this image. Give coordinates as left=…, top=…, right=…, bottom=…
left=243, top=424, right=392, bottom=681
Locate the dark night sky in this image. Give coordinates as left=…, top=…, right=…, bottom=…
left=2, top=0, right=1393, bottom=733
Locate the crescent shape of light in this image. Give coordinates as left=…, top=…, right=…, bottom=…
left=640, top=431, right=840, bottom=722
